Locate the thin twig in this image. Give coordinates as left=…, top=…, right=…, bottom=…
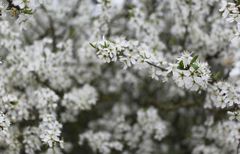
left=41, top=5, right=57, bottom=52
left=146, top=61, right=168, bottom=71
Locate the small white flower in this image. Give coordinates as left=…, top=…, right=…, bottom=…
left=177, top=52, right=192, bottom=68
left=12, top=0, right=25, bottom=9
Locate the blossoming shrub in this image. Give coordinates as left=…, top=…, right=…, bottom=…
left=0, top=0, right=240, bottom=154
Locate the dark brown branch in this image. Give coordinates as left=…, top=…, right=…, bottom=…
left=41, top=5, right=57, bottom=52
left=146, top=61, right=168, bottom=71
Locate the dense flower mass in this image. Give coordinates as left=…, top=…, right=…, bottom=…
left=39, top=114, right=63, bottom=148
left=61, top=84, right=98, bottom=122
left=0, top=0, right=240, bottom=153
left=79, top=105, right=168, bottom=154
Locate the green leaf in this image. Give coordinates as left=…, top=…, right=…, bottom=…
left=192, top=63, right=199, bottom=70
left=69, top=27, right=75, bottom=37
left=190, top=55, right=198, bottom=65
left=212, top=72, right=222, bottom=81
left=237, top=0, right=240, bottom=5
left=89, top=43, right=96, bottom=49
left=21, top=8, right=33, bottom=14
left=10, top=101, right=18, bottom=106
left=102, top=41, right=109, bottom=48
left=177, top=60, right=184, bottom=70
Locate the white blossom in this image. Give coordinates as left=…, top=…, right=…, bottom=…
left=0, top=112, right=10, bottom=140
left=23, top=127, right=41, bottom=154
left=61, top=84, right=98, bottom=122
left=12, top=0, right=25, bottom=9
left=192, top=145, right=222, bottom=154
left=137, top=107, right=168, bottom=141
left=79, top=131, right=123, bottom=154
left=205, top=82, right=240, bottom=108
left=39, top=114, right=63, bottom=148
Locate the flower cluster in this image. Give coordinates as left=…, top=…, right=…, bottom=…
left=191, top=120, right=240, bottom=153
left=0, top=112, right=10, bottom=141
left=79, top=131, right=123, bottom=154
left=61, top=84, right=98, bottom=122
left=92, top=37, right=169, bottom=83
left=23, top=127, right=41, bottom=154
left=219, top=0, right=240, bottom=41
left=169, top=52, right=211, bottom=91
left=192, top=145, right=221, bottom=154
left=39, top=114, right=63, bottom=148
left=92, top=39, right=211, bottom=91
left=205, top=82, right=240, bottom=109
left=228, top=110, right=240, bottom=121
left=92, top=37, right=167, bottom=70
left=137, top=107, right=168, bottom=141
left=219, top=1, right=240, bottom=21
left=30, top=88, right=59, bottom=117
left=92, top=38, right=146, bottom=67
left=0, top=0, right=34, bottom=18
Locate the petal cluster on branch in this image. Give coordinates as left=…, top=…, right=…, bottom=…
left=92, top=38, right=211, bottom=91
